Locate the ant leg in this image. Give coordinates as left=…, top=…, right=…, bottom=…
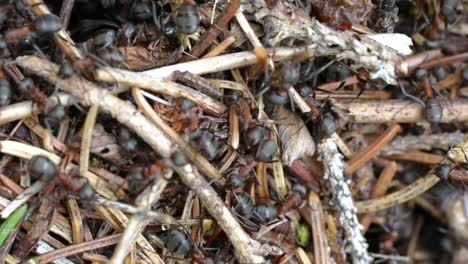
left=399, top=82, right=426, bottom=106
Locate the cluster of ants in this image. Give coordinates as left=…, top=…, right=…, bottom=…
left=1, top=0, right=467, bottom=263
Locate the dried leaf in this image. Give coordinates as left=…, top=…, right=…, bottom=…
left=120, top=39, right=182, bottom=71
left=71, top=124, right=122, bottom=163
left=310, top=0, right=374, bottom=25
left=275, top=106, right=315, bottom=165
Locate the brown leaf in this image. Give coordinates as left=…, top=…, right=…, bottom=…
left=70, top=124, right=122, bottom=163
left=310, top=0, right=374, bottom=26
left=275, top=106, right=315, bottom=165
left=120, top=39, right=182, bottom=71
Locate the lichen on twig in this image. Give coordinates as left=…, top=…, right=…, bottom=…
left=318, top=138, right=372, bottom=263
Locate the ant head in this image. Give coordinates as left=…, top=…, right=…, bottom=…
left=34, top=14, right=63, bottom=35
left=28, top=155, right=56, bottom=182
left=256, top=139, right=278, bottom=162
left=0, top=78, right=12, bottom=106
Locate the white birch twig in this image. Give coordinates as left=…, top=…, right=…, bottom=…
left=318, top=138, right=372, bottom=264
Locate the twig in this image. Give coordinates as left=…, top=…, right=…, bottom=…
left=16, top=56, right=266, bottom=263
left=182, top=0, right=240, bottom=61
left=0, top=180, right=46, bottom=219
left=58, top=0, right=74, bottom=29
left=93, top=197, right=174, bottom=223
left=346, top=123, right=401, bottom=175
left=318, top=138, right=372, bottom=263
left=380, top=132, right=464, bottom=156
left=109, top=170, right=173, bottom=264
left=336, top=99, right=468, bottom=123
left=419, top=52, right=468, bottom=69
left=386, top=151, right=444, bottom=165
left=202, top=36, right=237, bottom=58
left=0, top=93, right=73, bottom=125
left=403, top=49, right=443, bottom=73
left=235, top=8, right=264, bottom=49
left=137, top=45, right=316, bottom=78
left=28, top=234, right=122, bottom=264
left=94, top=69, right=226, bottom=116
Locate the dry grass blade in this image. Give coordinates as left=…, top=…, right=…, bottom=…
left=28, top=234, right=122, bottom=264
left=65, top=199, right=83, bottom=243
left=79, top=104, right=98, bottom=177
left=256, top=162, right=269, bottom=204
left=308, top=192, right=331, bottom=264
left=229, top=108, right=240, bottom=150
left=295, top=247, right=312, bottom=264
left=355, top=175, right=440, bottom=213
left=1, top=180, right=45, bottom=219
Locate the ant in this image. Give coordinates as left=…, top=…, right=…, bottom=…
left=14, top=154, right=96, bottom=257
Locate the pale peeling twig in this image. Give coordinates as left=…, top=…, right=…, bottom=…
left=79, top=104, right=98, bottom=176
left=93, top=69, right=227, bottom=116
left=380, top=132, right=464, bottom=156
left=136, top=45, right=316, bottom=78
left=0, top=93, right=73, bottom=126
left=335, top=99, right=468, bottom=123
left=110, top=170, right=173, bottom=264
left=0, top=180, right=45, bottom=219
left=16, top=56, right=266, bottom=263
left=97, top=205, right=163, bottom=263
left=318, top=138, right=372, bottom=263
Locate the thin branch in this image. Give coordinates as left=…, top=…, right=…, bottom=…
left=58, top=0, right=74, bottom=29
left=29, top=234, right=122, bottom=264
left=135, top=45, right=316, bottom=78
left=335, top=99, right=468, bottom=123
left=0, top=93, right=73, bottom=125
